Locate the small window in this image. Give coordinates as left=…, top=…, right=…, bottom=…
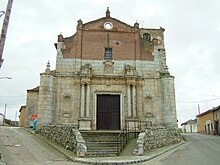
left=104, top=48, right=112, bottom=60
left=143, top=33, right=151, bottom=41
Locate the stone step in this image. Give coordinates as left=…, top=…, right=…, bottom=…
left=86, top=150, right=118, bottom=157
left=87, top=147, right=117, bottom=151
left=83, top=135, right=118, bottom=141
left=81, top=131, right=123, bottom=157
left=86, top=141, right=122, bottom=144
left=86, top=143, right=123, bottom=149
left=87, top=148, right=117, bottom=152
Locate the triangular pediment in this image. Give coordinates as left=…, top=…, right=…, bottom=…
left=82, top=17, right=134, bottom=32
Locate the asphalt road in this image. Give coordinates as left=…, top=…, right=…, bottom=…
left=1, top=127, right=220, bottom=165
left=0, top=126, right=82, bottom=165
left=140, top=133, right=220, bottom=165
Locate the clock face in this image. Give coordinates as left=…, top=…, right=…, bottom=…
left=104, top=22, right=113, bottom=30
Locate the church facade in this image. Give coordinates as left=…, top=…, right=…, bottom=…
left=34, top=8, right=177, bottom=130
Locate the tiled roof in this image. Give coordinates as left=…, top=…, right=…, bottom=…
left=196, top=105, right=220, bottom=117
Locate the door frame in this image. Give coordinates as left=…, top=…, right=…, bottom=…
left=94, top=91, right=123, bottom=130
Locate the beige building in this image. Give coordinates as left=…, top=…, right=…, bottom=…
left=196, top=105, right=220, bottom=135
left=27, top=8, right=177, bottom=130
left=19, top=106, right=26, bottom=127
left=25, top=86, right=39, bottom=127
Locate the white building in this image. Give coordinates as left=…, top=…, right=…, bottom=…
left=181, top=119, right=198, bottom=133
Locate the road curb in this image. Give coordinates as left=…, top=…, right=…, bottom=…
left=23, top=128, right=185, bottom=164
left=73, top=141, right=186, bottom=164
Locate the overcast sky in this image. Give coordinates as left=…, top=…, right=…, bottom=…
left=0, top=0, right=220, bottom=126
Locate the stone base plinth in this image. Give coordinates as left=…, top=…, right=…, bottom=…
left=78, top=118, right=91, bottom=130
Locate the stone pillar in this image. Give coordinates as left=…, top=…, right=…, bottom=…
left=80, top=83, right=85, bottom=118
left=132, top=85, right=136, bottom=117
left=127, top=85, right=132, bottom=117
left=161, top=75, right=178, bottom=128
left=86, top=83, right=90, bottom=118
left=55, top=35, right=64, bottom=73
left=37, top=73, right=54, bottom=127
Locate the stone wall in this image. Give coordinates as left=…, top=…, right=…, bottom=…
left=26, top=89, right=39, bottom=127
left=133, top=126, right=181, bottom=156
left=38, top=125, right=87, bottom=157
left=36, top=11, right=178, bottom=129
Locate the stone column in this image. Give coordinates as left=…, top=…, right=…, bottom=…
left=86, top=83, right=90, bottom=118
left=127, top=85, right=132, bottom=117
left=80, top=83, right=85, bottom=118
left=132, top=85, right=136, bottom=117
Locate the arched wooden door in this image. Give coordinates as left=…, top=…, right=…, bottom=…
left=97, top=94, right=120, bottom=130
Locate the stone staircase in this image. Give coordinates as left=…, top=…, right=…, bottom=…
left=81, top=131, right=123, bottom=157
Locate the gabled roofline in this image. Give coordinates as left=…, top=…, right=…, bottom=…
left=196, top=105, right=220, bottom=117
left=83, top=16, right=133, bottom=29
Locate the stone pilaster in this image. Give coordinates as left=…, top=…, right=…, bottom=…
left=86, top=83, right=90, bottom=118
left=127, top=85, right=131, bottom=117
left=80, top=83, right=85, bottom=118
left=79, top=81, right=91, bottom=130
left=132, top=84, right=137, bottom=117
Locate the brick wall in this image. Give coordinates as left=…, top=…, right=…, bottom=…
left=61, top=17, right=161, bottom=61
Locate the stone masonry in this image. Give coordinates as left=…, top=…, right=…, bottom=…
left=27, top=8, right=178, bottom=130
left=25, top=87, right=39, bottom=127
left=133, top=126, right=181, bottom=156
left=38, top=125, right=87, bottom=157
